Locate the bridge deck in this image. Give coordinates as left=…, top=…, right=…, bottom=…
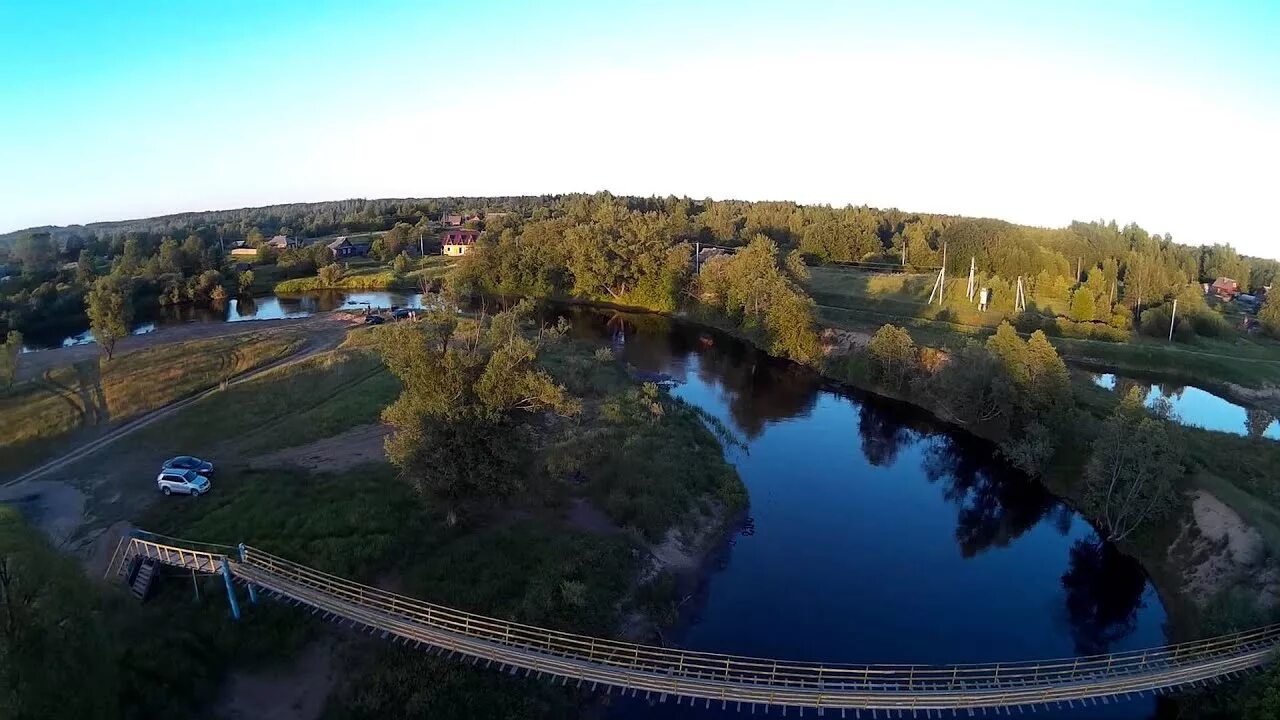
left=114, top=534, right=1280, bottom=712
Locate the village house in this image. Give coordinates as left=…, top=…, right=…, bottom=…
left=441, top=213, right=464, bottom=227
left=229, top=247, right=258, bottom=259
left=267, top=234, right=300, bottom=250
left=1211, top=277, right=1241, bottom=300
left=327, top=236, right=367, bottom=259
left=442, top=229, right=480, bottom=256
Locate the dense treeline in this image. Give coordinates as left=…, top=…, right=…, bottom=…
left=4, top=193, right=1278, bottom=346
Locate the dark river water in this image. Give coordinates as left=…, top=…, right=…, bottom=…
left=554, top=308, right=1172, bottom=720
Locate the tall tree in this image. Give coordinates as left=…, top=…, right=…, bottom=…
left=12, top=233, right=58, bottom=277
left=377, top=301, right=578, bottom=514
left=85, top=274, right=134, bottom=360
left=1083, top=389, right=1183, bottom=541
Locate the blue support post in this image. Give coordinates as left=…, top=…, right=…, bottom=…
left=239, top=543, right=258, bottom=604
left=221, top=557, right=241, bottom=620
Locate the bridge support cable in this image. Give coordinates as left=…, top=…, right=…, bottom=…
left=117, top=533, right=1280, bottom=713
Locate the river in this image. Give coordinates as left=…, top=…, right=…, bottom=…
left=553, top=308, right=1171, bottom=720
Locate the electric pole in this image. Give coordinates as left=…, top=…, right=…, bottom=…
left=1169, top=299, right=1178, bottom=341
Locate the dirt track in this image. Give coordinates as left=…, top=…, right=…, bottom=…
left=6, top=315, right=354, bottom=488
left=16, top=314, right=354, bottom=383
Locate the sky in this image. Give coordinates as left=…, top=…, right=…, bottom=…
left=1, top=1, right=1277, bottom=257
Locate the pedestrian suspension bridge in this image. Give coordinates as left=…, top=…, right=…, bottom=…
left=109, top=532, right=1279, bottom=716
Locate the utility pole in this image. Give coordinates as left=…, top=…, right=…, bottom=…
left=1169, top=299, right=1178, bottom=341
left=695, top=240, right=701, bottom=274
left=419, top=232, right=424, bottom=257
left=966, top=257, right=976, bottom=302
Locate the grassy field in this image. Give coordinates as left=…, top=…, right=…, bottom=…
left=132, top=340, right=400, bottom=456
left=809, top=265, right=1280, bottom=388
left=0, top=331, right=304, bottom=477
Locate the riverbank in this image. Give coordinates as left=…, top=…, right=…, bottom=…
left=507, top=293, right=1279, bottom=647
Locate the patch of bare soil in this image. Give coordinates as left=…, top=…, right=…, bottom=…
left=0, top=479, right=86, bottom=547
left=1172, top=490, right=1280, bottom=608
left=820, top=327, right=871, bottom=355
left=250, top=424, right=391, bottom=473
left=215, top=638, right=337, bottom=720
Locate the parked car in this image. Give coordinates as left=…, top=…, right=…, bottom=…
left=392, top=308, right=412, bottom=319
left=162, top=455, right=214, bottom=475
left=156, top=468, right=211, bottom=497
left=364, top=314, right=385, bottom=325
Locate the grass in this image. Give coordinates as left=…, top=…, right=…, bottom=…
left=538, top=339, right=747, bottom=541
left=0, top=330, right=304, bottom=477
left=119, top=343, right=399, bottom=457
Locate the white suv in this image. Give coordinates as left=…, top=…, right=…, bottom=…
left=157, top=468, right=211, bottom=497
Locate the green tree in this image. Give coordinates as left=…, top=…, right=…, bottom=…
left=318, top=263, right=343, bottom=287
left=156, top=237, right=183, bottom=275
left=377, top=302, right=578, bottom=513
left=391, top=253, right=411, bottom=277
left=866, top=324, right=917, bottom=388
left=85, top=274, right=134, bottom=360
left=1083, top=389, right=1183, bottom=541
left=1069, top=288, right=1096, bottom=322
left=75, top=249, right=96, bottom=286
left=1259, top=292, right=1280, bottom=337
left=0, top=330, right=21, bottom=388
left=113, top=237, right=144, bottom=277
left=238, top=270, right=255, bottom=295
left=13, top=233, right=58, bottom=277
left=697, top=235, right=820, bottom=362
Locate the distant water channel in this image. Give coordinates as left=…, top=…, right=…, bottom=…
left=1093, top=373, right=1279, bottom=440
left=548, top=308, right=1170, bottom=720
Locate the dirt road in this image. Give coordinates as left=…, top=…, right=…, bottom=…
left=16, top=314, right=354, bottom=383
left=6, top=315, right=353, bottom=488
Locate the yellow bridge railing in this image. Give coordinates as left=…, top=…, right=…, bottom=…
left=113, top=533, right=1280, bottom=713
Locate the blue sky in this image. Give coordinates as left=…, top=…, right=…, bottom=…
left=1, top=1, right=1277, bottom=256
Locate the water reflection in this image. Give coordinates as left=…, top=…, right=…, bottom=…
left=1062, top=540, right=1149, bottom=656
left=1094, top=373, right=1279, bottom=440
left=922, top=436, right=1068, bottom=559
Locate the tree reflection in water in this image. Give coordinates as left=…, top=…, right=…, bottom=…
left=1061, top=539, right=1147, bottom=655
left=921, top=435, right=1066, bottom=558
left=857, top=402, right=917, bottom=467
